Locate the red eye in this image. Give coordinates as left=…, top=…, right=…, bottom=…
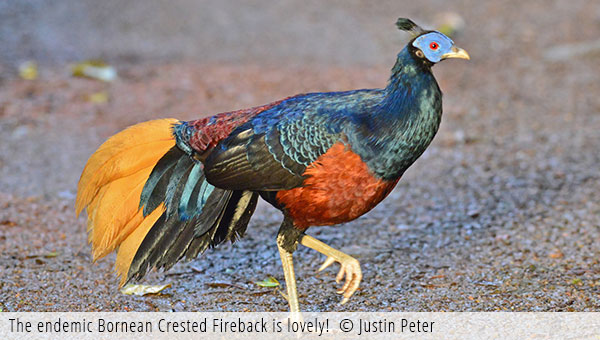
left=430, top=42, right=439, bottom=50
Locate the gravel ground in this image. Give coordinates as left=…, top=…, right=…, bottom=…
left=1, top=1, right=599, bottom=312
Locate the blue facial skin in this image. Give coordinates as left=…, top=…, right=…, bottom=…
left=412, top=31, right=455, bottom=63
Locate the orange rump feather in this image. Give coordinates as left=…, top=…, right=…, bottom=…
left=75, top=119, right=178, bottom=284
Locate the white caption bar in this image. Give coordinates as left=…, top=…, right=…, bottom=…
left=1, top=312, right=599, bottom=339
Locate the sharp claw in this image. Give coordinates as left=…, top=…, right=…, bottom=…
left=341, top=297, right=350, bottom=305
left=336, top=266, right=345, bottom=284
left=301, top=235, right=363, bottom=307
left=336, top=260, right=362, bottom=303
left=318, top=256, right=336, bottom=272
left=342, top=269, right=354, bottom=290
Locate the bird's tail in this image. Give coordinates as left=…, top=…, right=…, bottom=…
left=76, top=119, right=178, bottom=271
left=76, top=119, right=258, bottom=286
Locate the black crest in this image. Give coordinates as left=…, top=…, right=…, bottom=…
left=396, top=18, right=425, bottom=37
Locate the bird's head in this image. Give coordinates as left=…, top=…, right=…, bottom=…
left=396, top=17, right=470, bottom=65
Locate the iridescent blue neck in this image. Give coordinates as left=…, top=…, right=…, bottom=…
left=352, top=47, right=443, bottom=180
left=381, top=47, right=432, bottom=112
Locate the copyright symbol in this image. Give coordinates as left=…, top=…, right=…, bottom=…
left=339, top=319, right=353, bottom=333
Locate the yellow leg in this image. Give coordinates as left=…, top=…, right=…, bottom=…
left=300, top=234, right=362, bottom=304
left=277, top=241, right=300, bottom=313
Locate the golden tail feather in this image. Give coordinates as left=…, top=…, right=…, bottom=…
left=116, top=204, right=165, bottom=285
left=89, top=167, right=152, bottom=261
left=76, top=119, right=178, bottom=215
left=76, top=118, right=178, bottom=284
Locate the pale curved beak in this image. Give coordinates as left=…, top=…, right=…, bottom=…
left=441, top=46, right=470, bottom=60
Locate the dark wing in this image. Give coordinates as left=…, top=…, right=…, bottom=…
left=127, top=89, right=382, bottom=281
left=128, top=146, right=259, bottom=282
left=203, top=93, right=344, bottom=191
left=125, top=102, right=287, bottom=282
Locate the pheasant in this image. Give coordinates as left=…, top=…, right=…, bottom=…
left=76, top=18, right=469, bottom=312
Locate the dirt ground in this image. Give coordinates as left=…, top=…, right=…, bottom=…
left=1, top=1, right=599, bottom=312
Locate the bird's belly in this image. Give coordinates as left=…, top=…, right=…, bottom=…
left=276, top=143, right=399, bottom=229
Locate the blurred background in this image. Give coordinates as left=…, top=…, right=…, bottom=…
left=3, top=0, right=596, bottom=69
left=1, top=0, right=488, bottom=68
left=0, top=1, right=599, bottom=312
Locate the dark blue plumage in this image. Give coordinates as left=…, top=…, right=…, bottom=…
left=204, top=45, right=442, bottom=188
left=90, top=20, right=471, bottom=311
